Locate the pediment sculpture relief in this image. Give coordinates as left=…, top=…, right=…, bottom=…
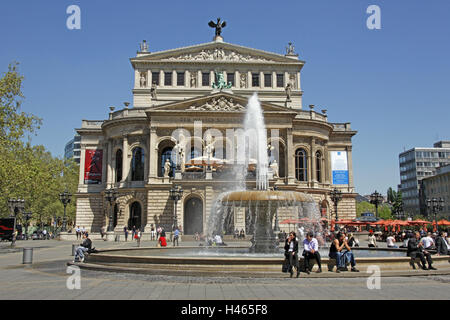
left=188, top=96, right=246, bottom=111
left=163, top=48, right=273, bottom=63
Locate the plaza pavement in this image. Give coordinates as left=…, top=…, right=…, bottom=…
left=0, top=239, right=449, bottom=300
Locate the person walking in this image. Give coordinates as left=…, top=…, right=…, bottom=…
left=284, top=232, right=300, bottom=278
left=123, top=225, right=128, bottom=242
left=159, top=227, right=167, bottom=247
left=132, top=225, right=136, bottom=240
left=302, top=231, right=322, bottom=274
left=75, top=226, right=81, bottom=240
left=135, top=229, right=141, bottom=247
left=150, top=225, right=156, bottom=241
left=173, top=227, right=180, bottom=246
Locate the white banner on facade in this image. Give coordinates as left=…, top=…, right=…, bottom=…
left=331, top=151, right=349, bottom=185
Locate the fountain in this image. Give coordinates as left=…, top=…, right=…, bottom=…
left=208, top=93, right=320, bottom=253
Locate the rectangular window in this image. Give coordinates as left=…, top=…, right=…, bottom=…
left=264, top=74, right=272, bottom=87
left=276, top=74, right=284, bottom=87
left=152, top=72, right=160, bottom=85
left=202, top=72, right=210, bottom=86
left=227, top=73, right=235, bottom=86
left=177, top=72, right=185, bottom=86
left=164, top=72, right=172, bottom=86
left=252, top=73, right=260, bottom=87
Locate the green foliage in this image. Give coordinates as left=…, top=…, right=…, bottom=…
left=0, top=63, right=78, bottom=226
left=357, top=201, right=393, bottom=220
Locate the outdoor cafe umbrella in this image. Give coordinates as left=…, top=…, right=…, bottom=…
left=408, top=219, right=432, bottom=225
left=186, top=156, right=224, bottom=167
left=438, top=219, right=450, bottom=226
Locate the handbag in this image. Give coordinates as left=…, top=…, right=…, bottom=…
left=282, top=258, right=289, bottom=273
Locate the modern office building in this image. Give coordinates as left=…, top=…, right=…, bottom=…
left=399, top=141, right=450, bottom=216
left=64, top=134, right=81, bottom=164
left=420, top=164, right=450, bottom=219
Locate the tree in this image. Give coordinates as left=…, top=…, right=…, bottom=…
left=0, top=63, right=79, bottom=229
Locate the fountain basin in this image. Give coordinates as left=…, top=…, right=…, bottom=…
left=76, top=246, right=450, bottom=278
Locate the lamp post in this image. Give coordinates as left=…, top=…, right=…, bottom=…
left=8, top=198, right=25, bottom=247
left=370, top=191, right=383, bottom=219
left=169, top=185, right=183, bottom=231
left=105, top=188, right=119, bottom=232
left=59, top=190, right=72, bottom=232
left=23, top=211, right=32, bottom=240
left=427, top=198, right=444, bottom=230
left=330, top=188, right=342, bottom=222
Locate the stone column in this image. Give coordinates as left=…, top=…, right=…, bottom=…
left=79, top=144, right=86, bottom=185
left=325, top=144, right=331, bottom=185
left=134, top=70, right=140, bottom=89
left=159, top=70, right=164, bottom=86
left=210, top=70, right=214, bottom=87
left=287, top=128, right=295, bottom=184
left=107, top=139, right=113, bottom=187
left=259, top=71, right=264, bottom=89
left=310, top=138, right=316, bottom=186
left=148, top=126, right=158, bottom=182
left=102, top=142, right=107, bottom=186
left=346, top=146, right=354, bottom=193
left=122, top=135, right=129, bottom=183
left=272, top=71, right=276, bottom=89
left=235, top=70, right=241, bottom=89
left=147, top=69, right=151, bottom=88
left=247, top=71, right=252, bottom=89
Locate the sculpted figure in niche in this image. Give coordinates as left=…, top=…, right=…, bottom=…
left=270, top=160, right=279, bottom=179
left=285, top=83, right=292, bottom=102
left=163, top=159, right=171, bottom=178
left=150, top=82, right=157, bottom=100
left=240, top=73, right=247, bottom=88
left=140, top=73, right=147, bottom=88
left=190, top=73, right=197, bottom=88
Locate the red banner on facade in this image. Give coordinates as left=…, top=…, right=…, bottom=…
left=84, top=149, right=103, bottom=184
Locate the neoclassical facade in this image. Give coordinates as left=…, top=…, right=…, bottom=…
left=75, top=35, right=357, bottom=236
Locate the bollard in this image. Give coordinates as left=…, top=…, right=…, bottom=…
left=72, top=244, right=77, bottom=256
left=115, top=235, right=120, bottom=242
left=22, top=248, right=33, bottom=264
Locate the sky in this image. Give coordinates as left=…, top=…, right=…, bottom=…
left=0, top=0, right=449, bottom=195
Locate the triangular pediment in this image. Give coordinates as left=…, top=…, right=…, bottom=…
left=132, top=41, right=304, bottom=65
left=147, top=92, right=296, bottom=114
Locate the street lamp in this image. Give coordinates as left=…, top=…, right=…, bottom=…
left=59, top=190, right=72, bottom=232
left=427, top=198, right=444, bottom=229
left=370, top=191, right=383, bottom=219
left=169, top=185, right=183, bottom=230
left=105, top=188, right=119, bottom=232
left=8, top=198, right=25, bottom=247
left=330, top=188, right=342, bottom=222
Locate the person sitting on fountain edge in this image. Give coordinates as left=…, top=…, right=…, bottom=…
left=329, top=232, right=359, bottom=272
left=284, top=232, right=300, bottom=278
left=302, top=231, right=322, bottom=274
left=407, top=231, right=436, bottom=270
left=74, top=232, right=92, bottom=263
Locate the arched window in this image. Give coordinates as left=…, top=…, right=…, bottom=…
left=316, top=151, right=322, bottom=182
left=115, top=149, right=123, bottom=182
left=159, top=147, right=174, bottom=177
left=131, top=147, right=144, bottom=181
left=295, top=148, right=307, bottom=181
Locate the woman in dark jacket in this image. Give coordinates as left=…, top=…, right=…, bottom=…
left=284, top=232, right=300, bottom=278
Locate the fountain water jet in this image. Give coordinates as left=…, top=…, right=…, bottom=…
left=208, top=93, right=321, bottom=253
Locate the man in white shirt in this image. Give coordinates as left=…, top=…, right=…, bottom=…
left=421, top=232, right=435, bottom=250
left=386, top=234, right=398, bottom=248
left=302, top=231, right=322, bottom=274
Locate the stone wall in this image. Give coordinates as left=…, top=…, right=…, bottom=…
left=147, top=188, right=174, bottom=229
left=75, top=195, right=104, bottom=232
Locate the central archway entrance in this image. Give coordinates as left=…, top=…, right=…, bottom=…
left=184, top=197, right=203, bottom=235
left=128, top=202, right=142, bottom=230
